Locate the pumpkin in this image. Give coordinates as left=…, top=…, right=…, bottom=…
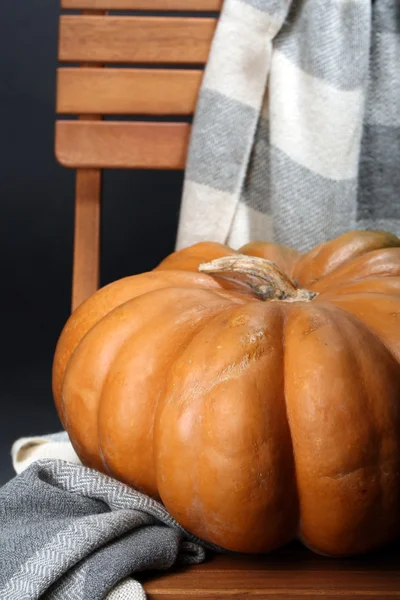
left=52, top=230, right=400, bottom=557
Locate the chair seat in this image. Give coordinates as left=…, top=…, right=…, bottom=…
left=140, top=542, right=400, bottom=599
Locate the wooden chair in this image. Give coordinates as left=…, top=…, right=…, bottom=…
left=55, top=2, right=400, bottom=596
left=56, top=0, right=221, bottom=310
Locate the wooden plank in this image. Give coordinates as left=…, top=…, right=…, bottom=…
left=55, top=120, right=190, bottom=169
left=72, top=169, right=101, bottom=310
left=144, top=568, right=400, bottom=592
left=145, top=592, right=400, bottom=599
left=141, top=550, right=400, bottom=599
left=144, top=588, right=400, bottom=598
left=57, top=68, right=203, bottom=115
left=59, top=15, right=217, bottom=63
left=186, top=546, right=400, bottom=572
left=61, top=0, right=223, bottom=9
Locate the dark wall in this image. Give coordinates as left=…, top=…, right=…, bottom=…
left=0, top=3, right=184, bottom=484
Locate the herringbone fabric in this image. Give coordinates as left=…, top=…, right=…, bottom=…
left=0, top=453, right=216, bottom=599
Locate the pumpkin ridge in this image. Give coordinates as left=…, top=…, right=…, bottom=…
left=294, top=231, right=400, bottom=287
left=153, top=302, right=249, bottom=537
left=60, top=280, right=230, bottom=395
left=321, top=462, right=395, bottom=482
left=283, top=302, right=400, bottom=556
left=156, top=303, right=252, bottom=414
left=322, top=292, right=400, bottom=363
left=155, top=302, right=299, bottom=553
left=97, top=289, right=244, bottom=492
left=316, top=276, right=400, bottom=298
left=308, top=248, right=400, bottom=294
left=62, top=287, right=239, bottom=472
left=281, top=304, right=303, bottom=541
left=52, top=268, right=227, bottom=417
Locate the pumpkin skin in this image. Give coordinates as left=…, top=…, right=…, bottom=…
left=52, top=230, right=400, bottom=557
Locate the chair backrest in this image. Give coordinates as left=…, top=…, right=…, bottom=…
left=56, top=0, right=222, bottom=310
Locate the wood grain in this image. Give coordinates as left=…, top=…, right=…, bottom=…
left=59, top=15, right=217, bottom=63
left=55, top=120, right=190, bottom=169
left=72, top=169, right=101, bottom=310
left=61, top=0, right=223, bottom=9
left=70, top=10, right=105, bottom=309
left=57, top=68, right=203, bottom=115
left=141, top=545, right=400, bottom=599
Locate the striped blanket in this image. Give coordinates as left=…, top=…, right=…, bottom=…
left=177, top=0, right=400, bottom=253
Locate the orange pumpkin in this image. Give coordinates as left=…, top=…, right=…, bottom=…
left=52, top=230, right=400, bottom=557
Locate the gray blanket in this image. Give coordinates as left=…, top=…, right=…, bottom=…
left=0, top=456, right=216, bottom=599
left=177, top=0, right=400, bottom=253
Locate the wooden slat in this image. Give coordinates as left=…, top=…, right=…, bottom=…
left=55, top=120, right=190, bottom=169
left=70, top=10, right=106, bottom=310
left=57, top=68, right=203, bottom=115
left=59, top=15, right=217, bottom=63
left=62, top=0, right=223, bottom=9
left=72, top=169, right=101, bottom=310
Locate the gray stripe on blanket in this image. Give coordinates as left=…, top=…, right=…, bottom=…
left=267, top=147, right=357, bottom=251
left=373, top=0, right=400, bottom=34
left=242, top=120, right=357, bottom=251
left=365, top=30, right=400, bottom=127
left=241, top=119, right=271, bottom=214
left=0, top=474, right=107, bottom=590
left=185, top=89, right=256, bottom=193
left=357, top=218, right=400, bottom=236
left=81, top=527, right=180, bottom=600
left=358, top=124, right=400, bottom=220
left=239, top=0, right=290, bottom=18
left=275, top=0, right=370, bottom=90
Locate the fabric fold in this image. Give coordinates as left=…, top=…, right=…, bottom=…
left=0, top=453, right=216, bottom=600
left=176, top=0, right=292, bottom=249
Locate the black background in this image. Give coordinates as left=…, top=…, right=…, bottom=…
left=0, top=3, right=185, bottom=484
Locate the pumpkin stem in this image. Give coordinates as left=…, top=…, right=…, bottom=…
left=199, top=254, right=316, bottom=302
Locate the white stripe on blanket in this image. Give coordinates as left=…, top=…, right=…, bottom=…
left=269, top=50, right=365, bottom=180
